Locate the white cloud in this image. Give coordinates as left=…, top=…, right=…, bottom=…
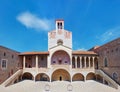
left=17, top=12, right=54, bottom=31
left=97, top=27, right=120, bottom=42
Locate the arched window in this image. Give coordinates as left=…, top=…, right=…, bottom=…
left=57, top=39, right=63, bottom=45
left=104, top=57, right=108, bottom=67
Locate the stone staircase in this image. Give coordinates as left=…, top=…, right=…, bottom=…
left=1, top=69, right=23, bottom=87
left=95, top=69, right=119, bottom=89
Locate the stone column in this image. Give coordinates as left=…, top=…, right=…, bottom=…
left=88, top=57, right=90, bottom=68
left=80, top=56, right=82, bottom=68
left=92, top=57, right=95, bottom=68
left=75, top=56, right=77, bottom=68
left=23, top=56, right=26, bottom=69
left=36, top=55, right=38, bottom=69
left=84, top=57, right=86, bottom=68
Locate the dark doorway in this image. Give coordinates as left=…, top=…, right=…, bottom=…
left=60, top=76, right=62, bottom=81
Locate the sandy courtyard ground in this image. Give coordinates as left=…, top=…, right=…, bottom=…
left=0, top=80, right=120, bottom=92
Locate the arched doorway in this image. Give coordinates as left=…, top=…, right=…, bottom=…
left=86, top=72, right=96, bottom=80
left=22, top=72, right=33, bottom=80
left=51, top=50, right=70, bottom=65
left=51, top=69, right=71, bottom=81
left=72, top=73, right=84, bottom=81
left=35, top=73, right=50, bottom=81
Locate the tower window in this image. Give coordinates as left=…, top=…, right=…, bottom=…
left=57, top=22, right=62, bottom=29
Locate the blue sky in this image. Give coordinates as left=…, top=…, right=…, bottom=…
left=0, top=0, right=120, bottom=52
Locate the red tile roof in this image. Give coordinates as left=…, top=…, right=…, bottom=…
left=19, top=51, right=49, bottom=55
left=72, top=51, right=97, bottom=55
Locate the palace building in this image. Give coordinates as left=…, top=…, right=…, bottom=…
left=0, top=20, right=120, bottom=89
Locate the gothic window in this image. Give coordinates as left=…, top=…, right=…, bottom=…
left=1, top=59, right=7, bottom=69
left=104, top=57, right=108, bottom=67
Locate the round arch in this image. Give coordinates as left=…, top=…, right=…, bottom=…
left=51, top=50, right=70, bottom=65
left=72, top=73, right=84, bottom=81
left=86, top=72, right=96, bottom=80
left=35, top=73, right=50, bottom=81
left=51, top=69, right=71, bottom=82
left=96, top=74, right=103, bottom=83
left=22, top=72, right=34, bottom=80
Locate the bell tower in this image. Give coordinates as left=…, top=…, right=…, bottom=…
left=56, top=20, right=64, bottom=30
left=48, top=19, right=72, bottom=50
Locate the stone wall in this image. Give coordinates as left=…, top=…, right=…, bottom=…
left=95, top=38, right=120, bottom=84
left=0, top=46, right=19, bottom=84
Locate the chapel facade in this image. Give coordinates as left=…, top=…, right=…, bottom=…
left=0, top=20, right=120, bottom=89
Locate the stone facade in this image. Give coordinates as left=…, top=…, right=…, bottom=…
left=0, top=20, right=120, bottom=89
left=95, top=38, right=120, bottom=84
left=0, top=46, right=19, bottom=84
